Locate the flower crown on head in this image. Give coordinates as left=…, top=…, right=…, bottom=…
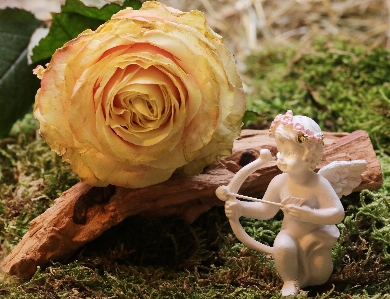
left=269, top=110, right=324, bottom=144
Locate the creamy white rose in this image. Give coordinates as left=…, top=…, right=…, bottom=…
left=34, top=1, right=245, bottom=188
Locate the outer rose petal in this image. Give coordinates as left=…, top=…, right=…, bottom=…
left=34, top=1, right=245, bottom=188
left=181, top=41, right=245, bottom=174
left=112, top=1, right=222, bottom=41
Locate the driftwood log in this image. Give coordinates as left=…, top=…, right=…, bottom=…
left=2, top=130, right=382, bottom=279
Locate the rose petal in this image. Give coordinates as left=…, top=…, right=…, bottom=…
left=34, top=2, right=245, bottom=188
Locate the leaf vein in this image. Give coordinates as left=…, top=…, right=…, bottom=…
left=0, top=32, right=30, bottom=39
left=0, top=48, right=27, bottom=85
left=57, top=16, right=77, bottom=41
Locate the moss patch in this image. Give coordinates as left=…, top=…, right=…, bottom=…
left=245, top=38, right=390, bottom=153
left=1, top=38, right=390, bottom=298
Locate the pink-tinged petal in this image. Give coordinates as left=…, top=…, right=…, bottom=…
left=281, top=115, right=293, bottom=123
left=305, top=129, right=314, bottom=138
left=294, top=122, right=306, bottom=134
left=77, top=147, right=175, bottom=188
left=112, top=1, right=222, bottom=42
left=274, top=114, right=283, bottom=121
left=61, top=148, right=101, bottom=185
left=34, top=2, right=245, bottom=188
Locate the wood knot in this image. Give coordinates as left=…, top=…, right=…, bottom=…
left=73, top=185, right=116, bottom=225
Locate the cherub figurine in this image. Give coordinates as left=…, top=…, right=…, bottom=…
left=216, top=110, right=366, bottom=296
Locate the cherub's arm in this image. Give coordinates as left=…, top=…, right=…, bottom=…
left=228, top=174, right=283, bottom=221
left=284, top=176, right=345, bottom=225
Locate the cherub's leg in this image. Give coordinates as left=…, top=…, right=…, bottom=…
left=307, top=247, right=333, bottom=286
left=273, top=231, right=300, bottom=296
left=299, top=227, right=338, bottom=287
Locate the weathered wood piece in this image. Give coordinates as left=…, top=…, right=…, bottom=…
left=1, top=130, right=382, bottom=279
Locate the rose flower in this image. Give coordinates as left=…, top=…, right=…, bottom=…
left=33, top=1, right=245, bottom=188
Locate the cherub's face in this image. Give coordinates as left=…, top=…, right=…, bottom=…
left=275, top=138, right=306, bottom=174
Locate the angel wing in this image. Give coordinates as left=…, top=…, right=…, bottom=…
left=318, top=160, right=367, bottom=198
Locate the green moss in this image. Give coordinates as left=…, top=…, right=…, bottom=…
left=0, top=114, right=79, bottom=252
left=245, top=38, right=390, bottom=153
left=1, top=39, right=390, bottom=298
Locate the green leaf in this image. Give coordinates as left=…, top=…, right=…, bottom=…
left=31, top=0, right=141, bottom=63
left=31, top=13, right=103, bottom=63
left=0, top=8, right=41, bottom=138
left=62, top=0, right=142, bottom=21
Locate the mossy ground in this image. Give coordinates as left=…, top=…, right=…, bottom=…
left=1, top=39, right=390, bottom=298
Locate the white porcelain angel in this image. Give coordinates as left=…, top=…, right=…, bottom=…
left=216, top=110, right=366, bottom=296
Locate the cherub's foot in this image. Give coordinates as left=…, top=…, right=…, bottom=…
left=281, top=280, right=299, bottom=296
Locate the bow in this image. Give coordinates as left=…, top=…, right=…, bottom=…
left=216, top=148, right=275, bottom=256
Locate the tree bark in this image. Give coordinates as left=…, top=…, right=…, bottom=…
left=1, top=130, right=382, bottom=279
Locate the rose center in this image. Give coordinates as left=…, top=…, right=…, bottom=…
left=96, top=61, right=185, bottom=146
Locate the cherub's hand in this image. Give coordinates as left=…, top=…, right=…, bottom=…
left=281, top=196, right=306, bottom=207
left=225, top=201, right=243, bottom=220
left=282, top=203, right=314, bottom=222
